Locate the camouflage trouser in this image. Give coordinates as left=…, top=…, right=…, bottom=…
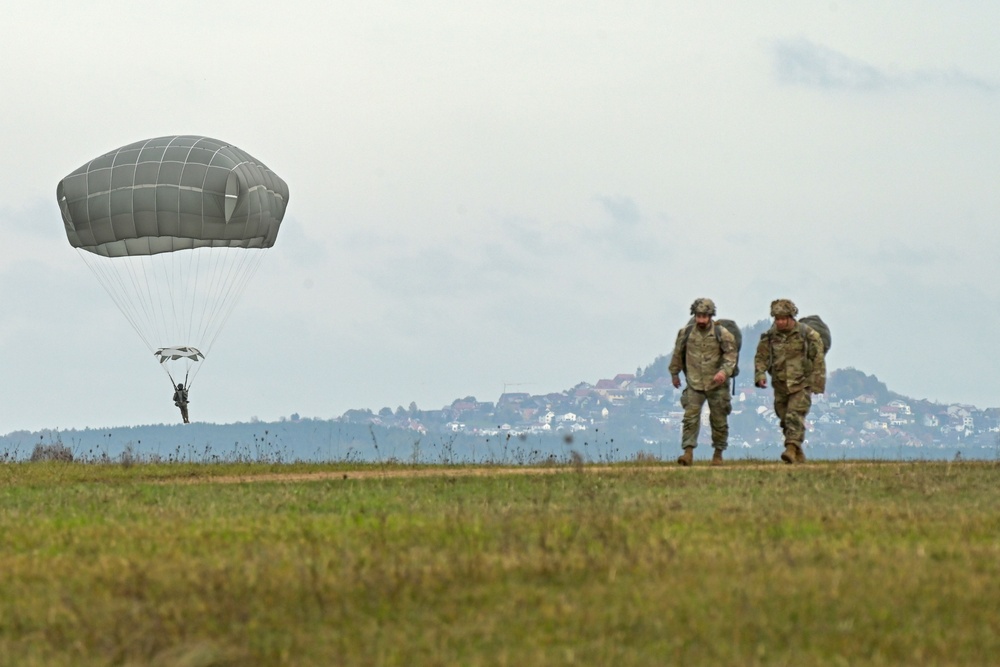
left=773, top=382, right=811, bottom=446
left=177, top=403, right=189, bottom=424
left=680, top=384, right=732, bottom=449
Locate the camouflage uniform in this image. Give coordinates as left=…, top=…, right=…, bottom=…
left=669, top=306, right=738, bottom=452
left=754, top=300, right=826, bottom=460
left=173, top=384, right=190, bottom=424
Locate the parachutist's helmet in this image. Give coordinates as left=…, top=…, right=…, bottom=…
left=770, top=299, right=798, bottom=318
left=690, top=298, right=717, bottom=317
left=176, top=383, right=184, bottom=390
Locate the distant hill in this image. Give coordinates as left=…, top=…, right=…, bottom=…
left=6, top=319, right=999, bottom=463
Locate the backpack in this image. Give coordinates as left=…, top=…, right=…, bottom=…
left=761, top=315, right=830, bottom=380
left=681, top=317, right=743, bottom=378
left=798, top=315, right=831, bottom=354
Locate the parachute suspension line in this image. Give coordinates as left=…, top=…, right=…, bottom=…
left=125, top=252, right=174, bottom=350
left=203, top=248, right=268, bottom=355
left=186, top=245, right=202, bottom=349
left=187, top=248, right=229, bottom=353
left=78, top=245, right=271, bottom=391
left=121, top=256, right=158, bottom=346
left=143, top=253, right=174, bottom=347
left=181, top=247, right=220, bottom=388
left=161, top=246, right=191, bottom=348
left=192, top=246, right=231, bottom=348
left=209, top=248, right=267, bottom=354
left=77, top=250, right=157, bottom=352
left=102, top=254, right=162, bottom=349
left=160, top=248, right=207, bottom=390
left=159, top=249, right=178, bottom=345
left=186, top=247, right=269, bottom=359
left=146, top=246, right=268, bottom=390
left=144, top=248, right=213, bottom=351
left=162, top=247, right=188, bottom=346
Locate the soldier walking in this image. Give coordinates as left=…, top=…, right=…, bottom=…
left=753, top=299, right=826, bottom=463
left=669, top=298, right=738, bottom=466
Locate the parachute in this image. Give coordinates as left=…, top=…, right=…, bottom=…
left=154, top=346, right=206, bottom=364
left=56, top=135, right=289, bottom=390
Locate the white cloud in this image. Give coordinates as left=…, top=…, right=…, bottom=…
left=3, top=2, right=1000, bottom=432
left=773, top=38, right=999, bottom=92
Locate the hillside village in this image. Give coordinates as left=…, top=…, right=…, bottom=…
left=11, top=365, right=997, bottom=464
left=30, top=318, right=990, bottom=464
left=340, top=366, right=1000, bottom=456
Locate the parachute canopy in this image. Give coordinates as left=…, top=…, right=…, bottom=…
left=56, top=135, right=288, bottom=258
left=56, top=136, right=289, bottom=389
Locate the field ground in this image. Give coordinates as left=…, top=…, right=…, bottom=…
left=1, top=459, right=998, bottom=666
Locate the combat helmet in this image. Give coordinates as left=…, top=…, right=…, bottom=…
left=690, top=298, right=717, bottom=317
left=770, top=299, right=798, bottom=318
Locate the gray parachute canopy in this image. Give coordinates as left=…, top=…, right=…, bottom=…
left=56, top=135, right=289, bottom=257
left=56, top=136, right=289, bottom=391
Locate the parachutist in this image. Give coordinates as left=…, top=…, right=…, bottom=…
left=173, top=383, right=190, bottom=424
left=57, top=136, right=287, bottom=420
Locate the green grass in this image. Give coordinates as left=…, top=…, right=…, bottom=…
left=1, top=460, right=998, bottom=666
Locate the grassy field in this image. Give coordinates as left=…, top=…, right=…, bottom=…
left=0, top=459, right=998, bottom=666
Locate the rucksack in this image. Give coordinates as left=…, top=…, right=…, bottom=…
left=798, top=315, right=831, bottom=354
left=681, top=317, right=743, bottom=378
left=761, top=314, right=830, bottom=380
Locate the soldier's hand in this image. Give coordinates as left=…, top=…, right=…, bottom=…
left=671, top=376, right=681, bottom=388
left=712, top=371, right=726, bottom=386
left=755, top=379, right=767, bottom=389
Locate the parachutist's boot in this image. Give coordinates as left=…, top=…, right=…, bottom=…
left=677, top=447, right=694, bottom=466
left=781, top=443, right=797, bottom=464
left=711, top=448, right=724, bottom=466
left=794, top=444, right=806, bottom=463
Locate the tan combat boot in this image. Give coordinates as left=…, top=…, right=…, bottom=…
left=780, top=443, right=797, bottom=464
left=794, top=444, right=806, bottom=463
left=677, top=447, right=694, bottom=466
left=711, top=448, right=724, bottom=466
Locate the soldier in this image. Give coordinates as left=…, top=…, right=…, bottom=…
left=173, top=383, right=190, bottom=424
left=669, top=298, right=738, bottom=466
left=754, top=299, right=826, bottom=464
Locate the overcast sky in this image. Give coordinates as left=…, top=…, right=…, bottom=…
left=2, top=1, right=999, bottom=432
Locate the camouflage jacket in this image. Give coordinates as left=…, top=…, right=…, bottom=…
left=668, top=322, right=737, bottom=391
left=754, top=322, right=826, bottom=393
